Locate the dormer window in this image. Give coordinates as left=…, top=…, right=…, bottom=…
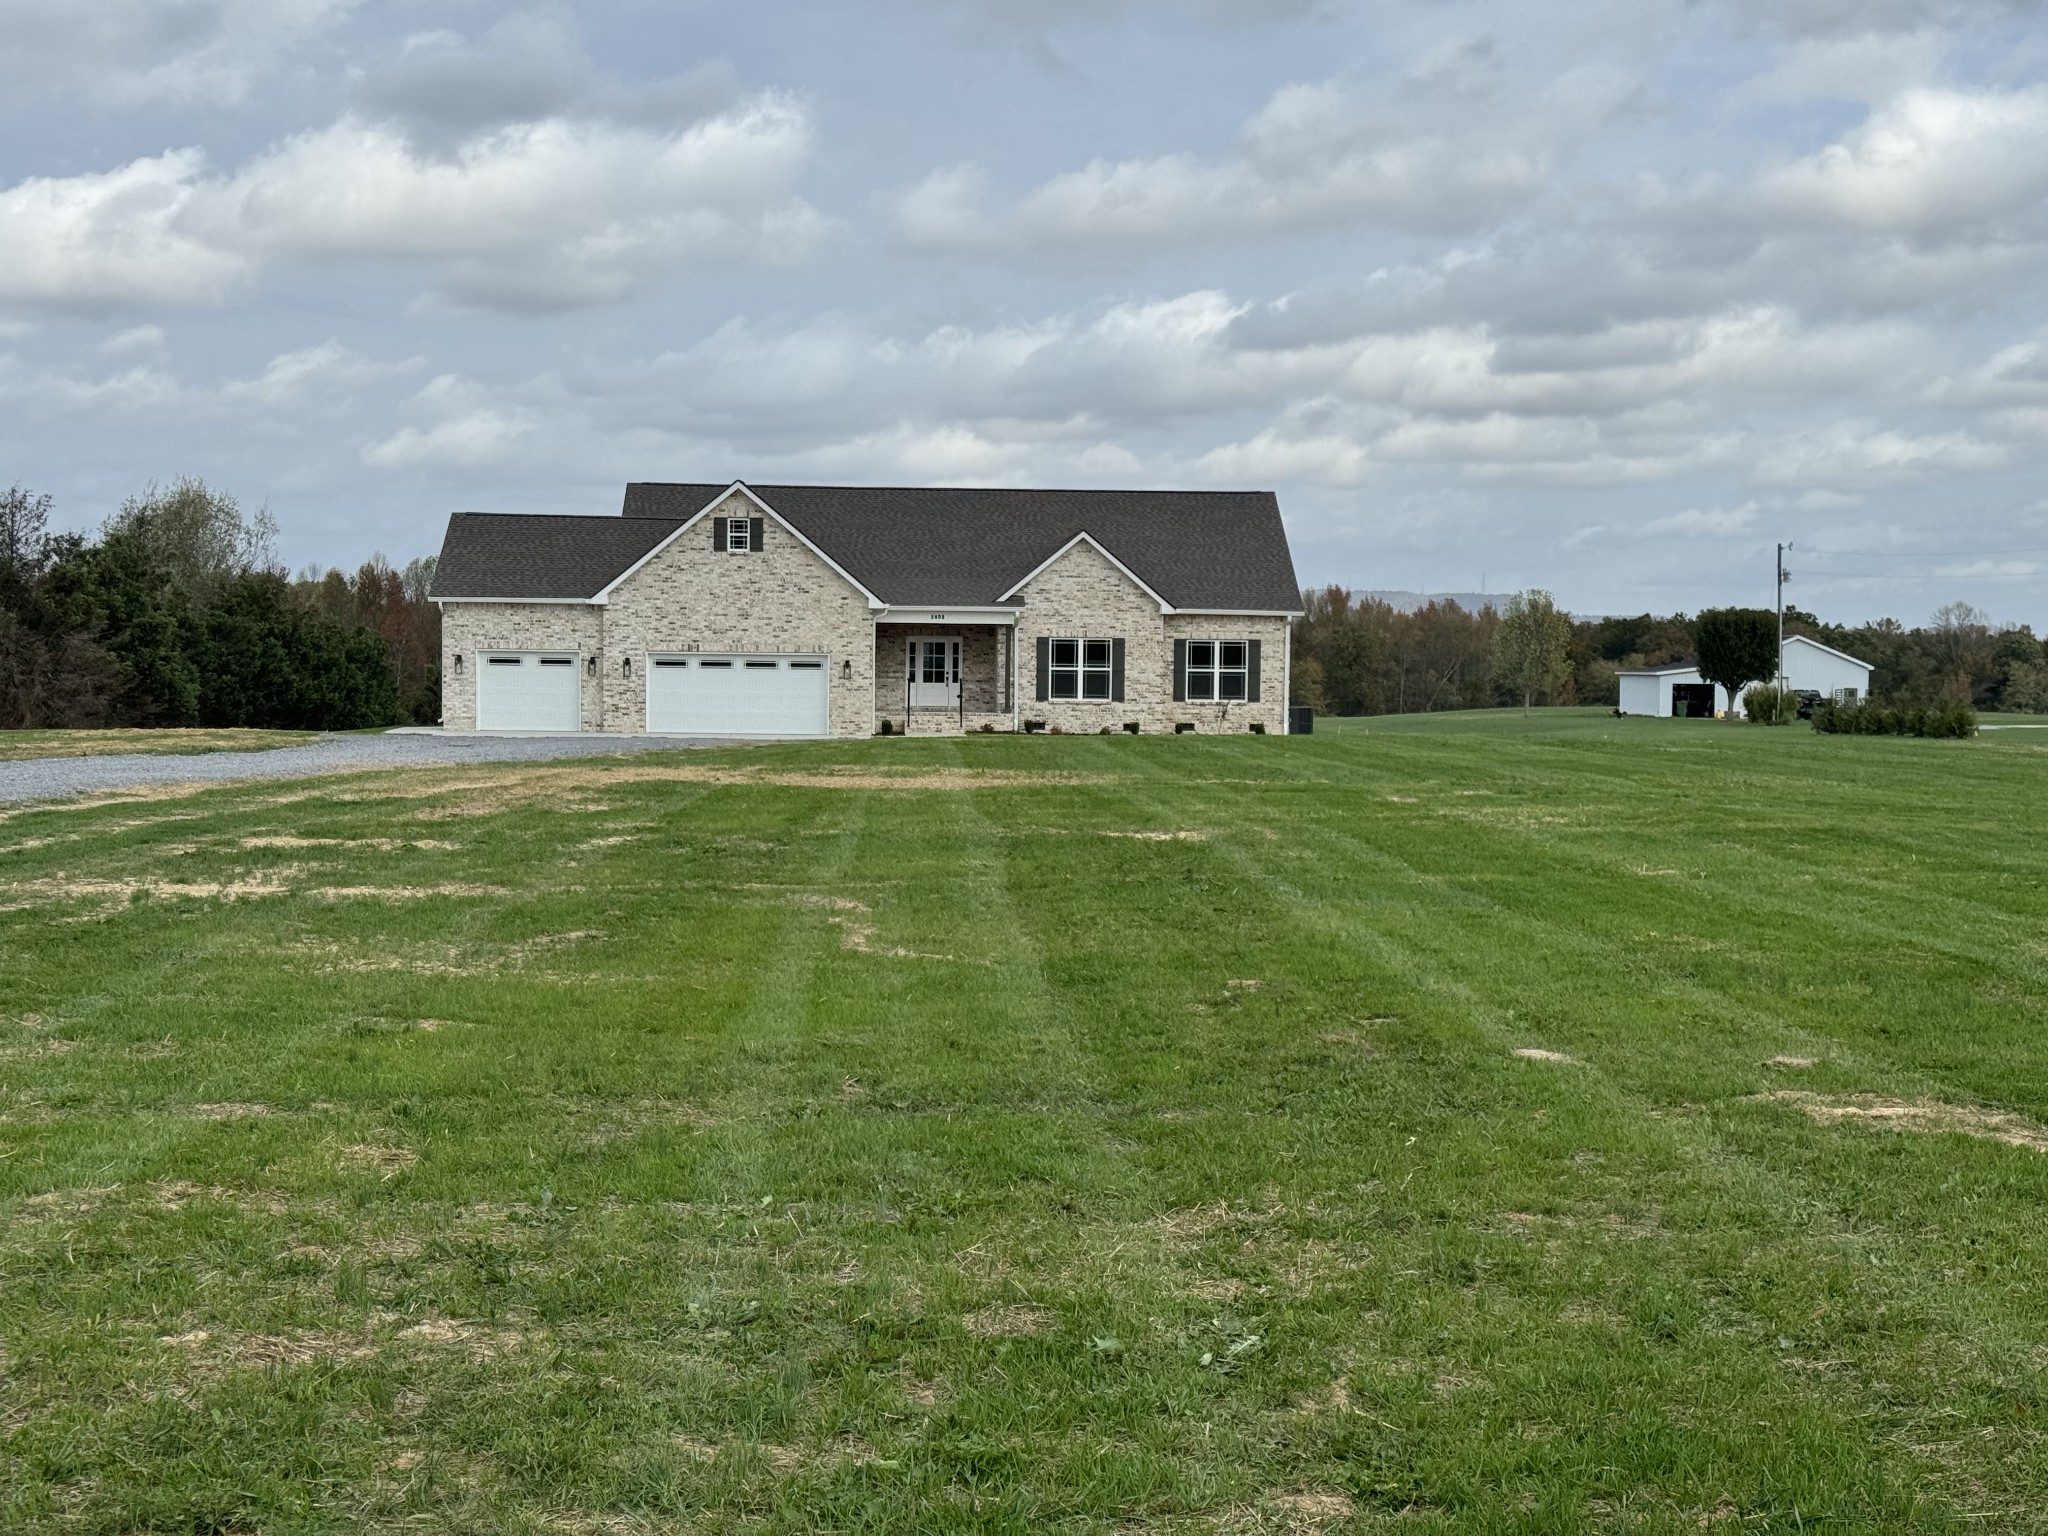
left=712, top=513, right=764, bottom=553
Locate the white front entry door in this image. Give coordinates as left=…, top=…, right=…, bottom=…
left=907, top=637, right=960, bottom=707
left=476, top=652, right=581, bottom=731
left=645, top=654, right=829, bottom=737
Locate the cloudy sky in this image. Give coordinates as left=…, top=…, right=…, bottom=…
left=4, top=0, right=2046, bottom=622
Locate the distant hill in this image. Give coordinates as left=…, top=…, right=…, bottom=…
left=1353, top=590, right=1499, bottom=614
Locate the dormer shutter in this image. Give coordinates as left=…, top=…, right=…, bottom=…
left=749, top=517, right=764, bottom=552
left=712, top=518, right=727, bottom=552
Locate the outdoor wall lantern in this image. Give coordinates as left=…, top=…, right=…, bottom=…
left=841, top=659, right=853, bottom=682
left=453, top=654, right=463, bottom=675
left=587, top=655, right=598, bottom=675
left=623, top=656, right=633, bottom=676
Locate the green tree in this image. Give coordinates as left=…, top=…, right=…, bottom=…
left=1694, top=608, right=1777, bottom=719
left=1490, top=590, right=1572, bottom=713
left=104, top=477, right=279, bottom=606
left=199, top=574, right=399, bottom=730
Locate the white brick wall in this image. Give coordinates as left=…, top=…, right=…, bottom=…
left=1014, top=542, right=1289, bottom=734
left=439, top=603, right=605, bottom=731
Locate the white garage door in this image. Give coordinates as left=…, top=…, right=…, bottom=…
left=476, top=652, right=581, bottom=732
left=646, top=654, right=828, bottom=737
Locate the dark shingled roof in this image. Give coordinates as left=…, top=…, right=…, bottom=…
left=431, top=483, right=1301, bottom=611
left=428, top=513, right=679, bottom=600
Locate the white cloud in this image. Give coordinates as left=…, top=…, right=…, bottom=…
left=0, top=99, right=828, bottom=312
left=0, top=150, right=251, bottom=307
left=897, top=73, right=1621, bottom=254
left=224, top=341, right=420, bottom=405
left=362, top=411, right=535, bottom=470
left=1754, top=425, right=2010, bottom=489
left=102, top=324, right=168, bottom=355
left=1644, top=504, right=1761, bottom=536
left=0, top=0, right=355, bottom=107
left=1756, top=86, right=2048, bottom=235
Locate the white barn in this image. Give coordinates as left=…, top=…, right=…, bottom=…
left=1617, top=663, right=1728, bottom=718
left=1617, top=635, right=1874, bottom=718
left=1780, top=634, right=1872, bottom=703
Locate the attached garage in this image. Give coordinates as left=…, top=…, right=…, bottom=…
left=646, top=654, right=829, bottom=737
left=476, top=652, right=581, bottom=731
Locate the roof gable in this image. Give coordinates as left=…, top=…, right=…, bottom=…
left=593, top=484, right=883, bottom=608
left=1784, top=633, right=1873, bottom=670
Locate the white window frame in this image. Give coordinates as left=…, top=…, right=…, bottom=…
left=1185, top=639, right=1248, bottom=702
left=1049, top=637, right=1113, bottom=702
left=725, top=516, right=752, bottom=552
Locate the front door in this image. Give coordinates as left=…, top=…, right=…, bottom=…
left=908, top=637, right=960, bottom=707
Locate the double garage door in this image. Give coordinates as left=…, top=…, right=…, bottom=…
left=647, top=654, right=828, bottom=737
left=475, top=651, right=829, bottom=736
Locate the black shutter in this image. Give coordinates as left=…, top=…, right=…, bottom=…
left=749, top=517, right=764, bottom=552
left=1247, top=639, right=1262, bottom=703
left=1035, top=637, right=1050, bottom=702
left=712, top=517, right=727, bottom=552
left=1111, top=638, right=1125, bottom=702
left=1172, top=638, right=1188, bottom=702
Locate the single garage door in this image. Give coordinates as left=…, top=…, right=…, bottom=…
left=646, top=654, right=828, bottom=737
left=476, top=652, right=581, bottom=731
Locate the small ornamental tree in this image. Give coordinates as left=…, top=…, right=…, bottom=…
left=1490, top=589, right=1573, bottom=713
left=1694, top=607, right=1778, bottom=718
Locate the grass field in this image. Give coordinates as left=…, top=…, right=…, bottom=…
left=0, top=729, right=318, bottom=762
left=2, top=711, right=2046, bottom=1532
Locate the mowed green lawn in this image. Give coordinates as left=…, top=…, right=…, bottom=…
left=2, top=712, right=2045, bottom=1533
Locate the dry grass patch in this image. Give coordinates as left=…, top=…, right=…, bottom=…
left=308, top=883, right=511, bottom=901
left=1753, top=1091, right=2048, bottom=1152
left=962, top=1304, right=1057, bottom=1338
left=1514, top=1047, right=1576, bottom=1064
left=1099, top=829, right=1209, bottom=842
left=0, top=871, right=296, bottom=912
left=157, top=1327, right=376, bottom=1370
left=783, top=892, right=967, bottom=962
left=0, top=729, right=313, bottom=763
left=339, top=1143, right=420, bottom=1177
left=190, top=1102, right=271, bottom=1121
left=1217, top=1488, right=1358, bottom=1533
left=240, top=835, right=456, bottom=851
left=1768, top=1055, right=1819, bottom=1068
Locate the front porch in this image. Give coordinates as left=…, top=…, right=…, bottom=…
left=874, top=623, right=1017, bottom=735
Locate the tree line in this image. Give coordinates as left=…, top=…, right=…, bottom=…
left=1289, top=585, right=2048, bottom=716
left=0, top=480, right=440, bottom=731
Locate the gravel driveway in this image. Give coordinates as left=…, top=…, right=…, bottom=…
left=0, top=732, right=733, bottom=806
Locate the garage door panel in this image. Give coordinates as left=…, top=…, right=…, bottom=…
left=646, top=654, right=827, bottom=737
left=477, top=653, right=581, bottom=732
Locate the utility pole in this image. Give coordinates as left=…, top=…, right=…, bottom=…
left=1776, top=542, right=1792, bottom=698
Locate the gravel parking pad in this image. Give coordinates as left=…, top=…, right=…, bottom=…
left=0, top=733, right=734, bottom=806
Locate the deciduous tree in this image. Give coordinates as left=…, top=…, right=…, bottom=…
left=1490, top=590, right=1572, bottom=713
left=1694, top=608, right=1777, bottom=719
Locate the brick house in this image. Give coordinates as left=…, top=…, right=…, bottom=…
left=427, top=481, right=1302, bottom=737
